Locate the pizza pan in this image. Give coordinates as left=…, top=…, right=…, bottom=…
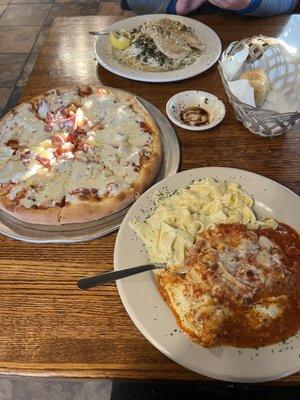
left=0, top=98, right=180, bottom=243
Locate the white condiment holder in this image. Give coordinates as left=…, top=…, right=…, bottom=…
left=166, top=91, right=226, bottom=131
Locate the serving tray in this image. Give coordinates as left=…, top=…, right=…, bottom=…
left=0, top=98, right=180, bottom=243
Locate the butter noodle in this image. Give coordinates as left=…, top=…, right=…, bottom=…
left=130, top=178, right=277, bottom=266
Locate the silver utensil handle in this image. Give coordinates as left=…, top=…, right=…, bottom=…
left=89, top=31, right=110, bottom=36
left=77, top=264, right=165, bottom=290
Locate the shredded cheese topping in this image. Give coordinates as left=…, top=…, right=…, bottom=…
left=0, top=88, right=153, bottom=209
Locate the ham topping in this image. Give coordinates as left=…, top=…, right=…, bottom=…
left=59, top=114, right=76, bottom=132
left=78, top=141, right=93, bottom=154
left=1, top=182, right=14, bottom=194
left=36, top=155, right=51, bottom=168
left=51, top=134, right=65, bottom=146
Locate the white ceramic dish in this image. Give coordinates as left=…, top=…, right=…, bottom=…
left=166, top=90, right=226, bottom=131
left=114, top=167, right=300, bottom=383
left=94, top=14, right=222, bottom=83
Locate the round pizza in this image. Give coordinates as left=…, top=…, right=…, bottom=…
left=0, top=86, right=162, bottom=225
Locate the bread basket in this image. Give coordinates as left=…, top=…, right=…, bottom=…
left=218, top=35, right=300, bottom=138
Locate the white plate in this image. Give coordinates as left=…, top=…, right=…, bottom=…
left=114, top=167, right=300, bottom=383
left=166, top=90, right=226, bottom=131
left=94, top=15, right=222, bottom=83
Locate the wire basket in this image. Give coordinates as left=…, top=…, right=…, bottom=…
left=218, top=35, right=300, bottom=138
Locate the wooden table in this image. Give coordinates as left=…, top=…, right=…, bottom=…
left=0, top=14, right=299, bottom=383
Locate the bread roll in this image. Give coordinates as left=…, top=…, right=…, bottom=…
left=240, top=68, right=270, bottom=107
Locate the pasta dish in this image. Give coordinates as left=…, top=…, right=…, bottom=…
left=130, top=178, right=300, bottom=348
left=110, top=18, right=205, bottom=72
left=130, top=178, right=276, bottom=266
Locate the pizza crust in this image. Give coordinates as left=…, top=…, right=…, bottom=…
left=0, top=85, right=162, bottom=225
left=60, top=187, right=137, bottom=224
left=126, top=95, right=162, bottom=193
left=0, top=195, right=61, bottom=225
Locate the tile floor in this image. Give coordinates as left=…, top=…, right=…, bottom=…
left=0, top=0, right=135, bottom=116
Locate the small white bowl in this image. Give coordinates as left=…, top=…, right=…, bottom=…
left=166, top=90, right=226, bottom=131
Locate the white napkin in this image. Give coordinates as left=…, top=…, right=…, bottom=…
left=220, top=42, right=300, bottom=112
left=220, top=47, right=256, bottom=107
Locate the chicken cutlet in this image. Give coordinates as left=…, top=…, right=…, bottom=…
left=157, top=223, right=300, bottom=347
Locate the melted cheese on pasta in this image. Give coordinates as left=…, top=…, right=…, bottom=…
left=130, top=178, right=277, bottom=265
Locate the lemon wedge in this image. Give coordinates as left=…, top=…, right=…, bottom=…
left=109, top=30, right=131, bottom=51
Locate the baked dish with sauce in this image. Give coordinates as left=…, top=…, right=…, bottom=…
left=158, top=222, right=300, bottom=348
left=130, top=178, right=300, bottom=348
left=109, top=18, right=205, bottom=72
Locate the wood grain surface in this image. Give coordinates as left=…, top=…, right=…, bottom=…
left=0, top=14, right=298, bottom=383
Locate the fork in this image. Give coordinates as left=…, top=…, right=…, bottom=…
left=77, top=263, right=166, bottom=290
left=89, top=31, right=111, bottom=36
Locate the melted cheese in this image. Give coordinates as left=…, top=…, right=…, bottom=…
left=45, top=89, right=79, bottom=112
left=254, top=301, right=284, bottom=319
left=65, top=160, right=130, bottom=202
left=1, top=104, right=49, bottom=146
left=0, top=159, right=42, bottom=184
left=31, top=170, right=70, bottom=207
left=81, top=93, right=116, bottom=122
left=12, top=161, right=73, bottom=208
left=39, top=139, right=52, bottom=148
left=81, top=96, right=152, bottom=186
left=158, top=271, right=230, bottom=347
left=0, top=146, right=13, bottom=167
left=37, top=100, right=50, bottom=119
left=0, top=90, right=155, bottom=211
left=20, top=171, right=70, bottom=208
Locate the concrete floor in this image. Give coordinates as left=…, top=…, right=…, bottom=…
left=0, top=376, right=112, bottom=399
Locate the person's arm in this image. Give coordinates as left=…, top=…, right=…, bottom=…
left=124, top=0, right=299, bottom=16
left=123, top=0, right=205, bottom=14
left=123, top=0, right=171, bottom=14
left=240, top=0, right=298, bottom=17
left=209, top=0, right=299, bottom=17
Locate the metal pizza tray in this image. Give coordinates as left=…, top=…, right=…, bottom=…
left=0, top=97, right=180, bottom=243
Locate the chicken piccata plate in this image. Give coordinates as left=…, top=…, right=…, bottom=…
left=94, top=15, right=222, bottom=83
